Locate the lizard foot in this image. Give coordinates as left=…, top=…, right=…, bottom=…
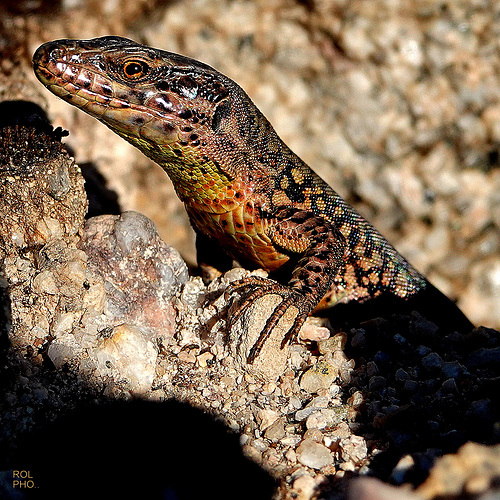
left=225, top=276, right=311, bottom=363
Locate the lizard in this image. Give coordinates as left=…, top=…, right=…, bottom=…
left=33, top=36, right=473, bottom=363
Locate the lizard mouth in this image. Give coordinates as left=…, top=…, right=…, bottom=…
left=34, top=41, right=127, bottom=108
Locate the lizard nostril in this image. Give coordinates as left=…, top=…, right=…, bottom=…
left=33, top=42, right=66, bottom=67
left=49, top=47, right=66, bottom=62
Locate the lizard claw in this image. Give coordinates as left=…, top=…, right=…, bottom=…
left=225, top=276, right=311, bottom=363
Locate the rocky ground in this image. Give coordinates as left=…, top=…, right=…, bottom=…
left=0, top=1, right=499, bottom=499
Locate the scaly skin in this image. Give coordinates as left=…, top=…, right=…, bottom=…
left=33, top=36, right=467, bottom=362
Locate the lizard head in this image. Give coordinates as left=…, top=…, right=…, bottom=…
left=33, top=36, right=262, bottom=207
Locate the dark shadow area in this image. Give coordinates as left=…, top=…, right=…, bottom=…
left=326, top=290, right=500, bottom=484
left=0, top=101, right=63, bottom=136
left=12, top=399, right=276, bottom=500
left=80, top=163, right=121, bottom=218
left=321, top=280, right=473, bottom=336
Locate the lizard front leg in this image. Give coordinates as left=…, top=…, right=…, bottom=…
left=226, top=207, right=346, bottom=363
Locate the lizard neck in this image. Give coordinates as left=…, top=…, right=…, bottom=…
left=124, top=134, right=251, bottom=213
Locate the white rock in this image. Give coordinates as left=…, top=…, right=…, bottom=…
left=305, top=411, right=328, bottom=430
left=47, top=333, right=82, bottom=368
left=31, top=270, right=58, bottom=295
left=92, top=324, right=157, bottom=394
left=296, top=438, right=333, bottom=469
left=299, top=359, right=339, bottom=393
left=52, top=311, right=80, bottom=336
left=299, top=321, right=331, bottom=342
left=339, top=435, right=368, bottom=465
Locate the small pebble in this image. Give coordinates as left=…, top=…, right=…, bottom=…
left=300, top=360, right=339, bottom=393
left=177, top=350, right=197, bottom=364
left=92, top=324, right=158, bottom=394
left=350, top=329, right=366, bottom=348
left=441, top=361, right=463, bottom=379
left=306, top=396, right=329, bottom=409
left=439, top=378, right=458, bottom=394
left=395, top=368, right=410, bottom=381
left=368, top=375, right=386, bottom=392
left=422, top=352, right=443, bottom=370
left=305, top=412, right=328, bottom=430
left=299, top=321, right=331, bottom=342
left=264, top=417, right=286, bottom=441
left=296, top=439, right=333, bottom=469
left=339, top=435, right=368, bottom=465
left=256, top=409, right=279, bottom=431
left=197, top=351, right=214, bottom=367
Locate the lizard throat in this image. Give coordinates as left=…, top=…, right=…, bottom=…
left=122, top=134, right=248, bottom=213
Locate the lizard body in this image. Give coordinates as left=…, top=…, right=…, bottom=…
left=33, top=37, right=471, bottom=362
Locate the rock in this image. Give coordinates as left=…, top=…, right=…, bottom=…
left=256, top=409, right=280, bottom=431
left=421, top=352, right=443, bottom=370
left=299, top=319, right=331, bottom=342
left=366, top=361, right=379, bottom=377
left=347, top=391, right=364, bottom=408
left=180, top=277, right=207, bottom=310
left=368, top=375, right=386, bottom=393
left=305, top=412, right=328, bottom=430
left=439, top=378, right=458, bottom=395
left=91, top=324, right=158, bottom=394
left=441, top=361, right=463, bottom=379
left=318, top=332, right=347, bottom=354
left=79, top=211, right=188, bottom=336
left=348, top=477, right=421, bottom=500
left=306, top=396, right=329, bottom=409
left=339, top=435, right=368, bottom=465
left=228, top=291, right=291, bottom=380
left=264, top=417, right=286, bottom=442
left=395, top=368, right=410, bottom=382
left=299, top=359, right=340, bottom=393
left=47, top=333, right=84, bottom=369
left=197, top=351, right=214, bottom=368
left=296, top=439, right=333, bottom=469
left=295, top=407, right=318, bottom=422
left=31, top=269, right=58, bottom=295
left=177, top=350, right=197, bottom=364
left=350, top=328, right=367, bottom=349
left=467, top=346, right=500, bottom=368
left=303, top=428, right=324, bottom=443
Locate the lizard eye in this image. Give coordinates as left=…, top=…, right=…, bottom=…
left=122, top=60, right=149, bottom=79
